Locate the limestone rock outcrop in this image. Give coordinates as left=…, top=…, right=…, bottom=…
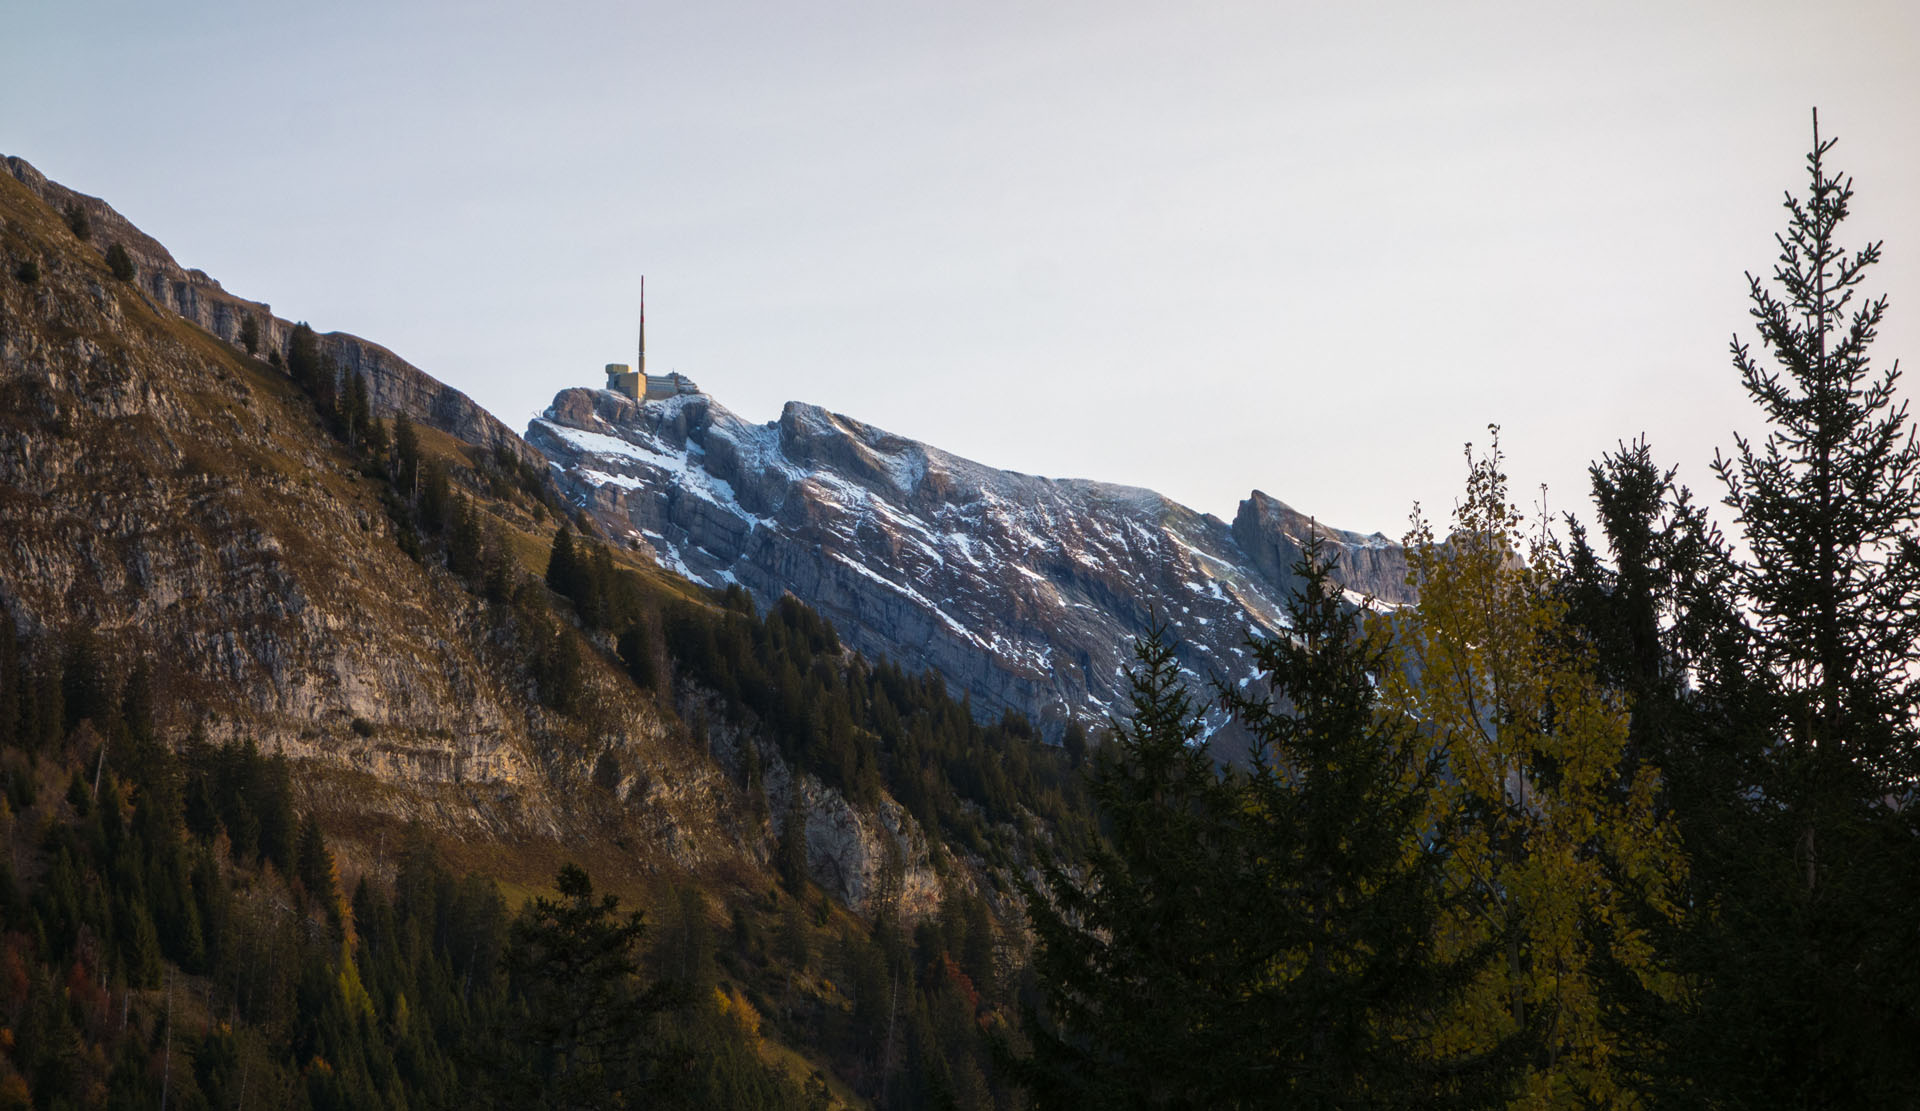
left=2, top=156, right=538, bottom=469
left=530, top=385, right=1412, bottom=761
left=0, top=152, right=964, bottom=916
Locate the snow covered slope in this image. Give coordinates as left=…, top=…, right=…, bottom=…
left=529, top=386, right=1410, bottom=754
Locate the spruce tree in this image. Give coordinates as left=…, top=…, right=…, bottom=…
left=498, top=864, right=664, bottom=1109
left=1014, top=621, right=1248, bottom=1109
left=1715, top=110, right=1920, bottom=791
left=1221, top=535, right=1516, bottom=1109
left=546, top=525, right=579, bottom=599
left=105, top=242, right=134, bottom=281
left=1557, top=441, right=1767, bottom=1104
left=63, top=202, right=91, bottom=241
left=392, top=410, right=421, bottom=499
left=1684, top=111, right=1920, bottom=1106
left=777, top=784, right=810, bottom=895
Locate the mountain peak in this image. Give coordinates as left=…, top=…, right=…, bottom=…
left=531, top=383, right=1410, bottom=750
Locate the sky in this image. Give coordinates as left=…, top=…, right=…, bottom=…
left=6, top=1, right=1918, bottom=539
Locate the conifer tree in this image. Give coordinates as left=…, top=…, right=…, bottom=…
left=546, top=525, right=579, bottom=599
left=63, top=202, right=91, bottom=242
left=777, top=784, right=810, bottom=895
left=344, top=369, right=371, bottom=449
left=1014, top=622, right=1248, bottom=1109
left=0, top=603, right=18, bottom=748
left=1220, top=535, right=1517, bottom=1108
left=498, top=863, right=664, bottom=1109
left=392, top=410, right=421, bottom=499
left=1682, top=111, right=1920, bottom=1106
left=1713, top=110, right=1920, bottom=810
left=105, top=242, right=134, bottom=281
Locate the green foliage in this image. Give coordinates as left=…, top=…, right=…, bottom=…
left=180, top=733, right=299, bottom=875
left=496, top=863, right=666, bottom=1108
left=656, top=885, right=718, bottom=999
left=391, top=411, right=421, bottom=498
left=10, top=258, right=36, bottom=285
left=239, top=311, right=261, bottom=355
left=59, top=627, right=111, bottom=729
left=663, top=589, right=1090, bottom=854
left=476, top=442, right=559, bottom=513
left=1564, top=114, right=1920, bottom=1108
left=777, top=787, right=810, bottom=894
left=545, top=524, right=578, bottom=598
left=1228, top=536, right=1519, bottom=1106
left=1390, top=434, right=1683, bottom=1108
left=62, top=201, right=90, bottom=241
left=1018, top=562, right=1521, bottom=1109
left=105, top=241, right=134, bottom=281
left=1015, top=621, right=1249, bottom=1108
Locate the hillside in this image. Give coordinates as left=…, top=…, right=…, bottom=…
left=0, top=155, right=1078, bottom=1108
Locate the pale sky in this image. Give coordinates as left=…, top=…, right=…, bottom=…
left=7, top=1, right=1917, bottom=539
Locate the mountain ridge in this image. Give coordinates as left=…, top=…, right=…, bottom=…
left=531, top=383, right=1412, bottom=756
left=3, top=154, right=539, bottom=469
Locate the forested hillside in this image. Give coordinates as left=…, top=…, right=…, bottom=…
left=0, top=153, right=1087, bottom=1108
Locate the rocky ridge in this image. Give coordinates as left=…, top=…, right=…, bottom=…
left=530, top=385, right=1412, bottom=757
left=2, top=156, right=539, bottom=468
left=0, top=154, right=942, bottom=919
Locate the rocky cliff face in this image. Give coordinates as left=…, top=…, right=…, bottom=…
left=2, top=156, right=539, bottom=470
left=530, top=386, right=1412, bottom=754
left=0, top=159, right=598, bottom=834
left=0, top=153, right=947, bottom=918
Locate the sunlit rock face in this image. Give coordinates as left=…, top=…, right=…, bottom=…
left=532, top=386, right=1411, bottom=759
left=0, top=152, right=1007, bottom=915
left=0, top=154, right=750, bottom=861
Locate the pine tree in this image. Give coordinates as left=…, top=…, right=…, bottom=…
left=239, top=312, right=261, bottom=356
left=1681, top=111, right=1920, bottom=1107
left=1014, top=621, right=1249, bottom=1109
left=1219, top=534, right=1517, bottom=1108
left=498, top=864, right=664, bottom=1109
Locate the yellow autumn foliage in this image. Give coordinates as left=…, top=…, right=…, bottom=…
left=1386, top=432, right=1685, bottom=1109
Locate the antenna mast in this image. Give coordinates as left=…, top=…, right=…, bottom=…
left=638, top=277, right=647, bottom=377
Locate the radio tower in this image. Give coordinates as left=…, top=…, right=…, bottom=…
left=637, top=277, right=647, bottom=378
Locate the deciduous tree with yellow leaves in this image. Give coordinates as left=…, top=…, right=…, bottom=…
left=1387, top=431, right=1684, bottom=1109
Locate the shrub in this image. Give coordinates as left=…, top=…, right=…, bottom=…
left=105, top=243, right=134, bottom=281
left=63, top=203, right=91, bottom=241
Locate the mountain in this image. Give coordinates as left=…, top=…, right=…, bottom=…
left=4, top=152, right=1110, bottom=1105
left=531, top=384, right=1411, bottom=754
left=3, top=155, right=538, bottom=468
left=2, top=151, right=1018, bottom=910
left=0, top=148, right=1393, bottom=1106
